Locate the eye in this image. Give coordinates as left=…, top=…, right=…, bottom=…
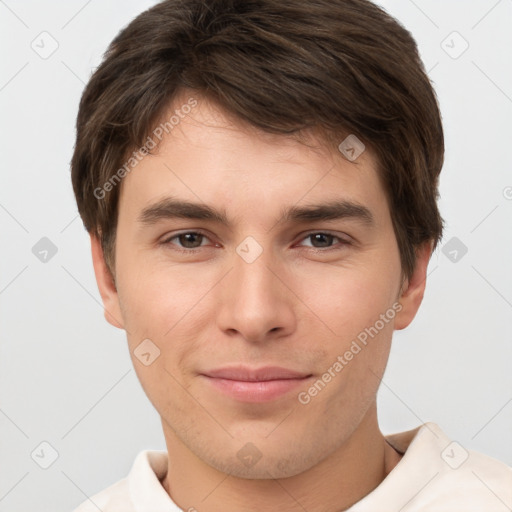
left=162, top=231, right=214, bottom=252
left=297, top=232, right=351, bottom=251
left=161, top=230, right=351, bottom=254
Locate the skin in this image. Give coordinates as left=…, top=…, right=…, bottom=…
left=91, top=91, right=432, bottom=512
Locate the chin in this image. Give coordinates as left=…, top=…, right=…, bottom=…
left=200, top=441, right=325, bottom=480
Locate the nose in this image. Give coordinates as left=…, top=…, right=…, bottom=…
left=216, top=241, right=297, bottom=344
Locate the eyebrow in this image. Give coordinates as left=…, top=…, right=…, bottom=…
left=138, top=196, right=375, bottom=229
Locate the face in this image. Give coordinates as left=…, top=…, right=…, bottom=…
left=92, top=92, right=429, bottom=479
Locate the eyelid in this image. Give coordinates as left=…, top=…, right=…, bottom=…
left=161, top=229, right=215, bottom=248
left=161, top=229, right=352, bottom=252
left=294, top=230, right=353, bottom=248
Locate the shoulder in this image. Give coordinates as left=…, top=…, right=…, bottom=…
left=372, top=422, right=512, bottom=511
left=426, top=446, right=512, bottom=509
left=70, top=449, right=165, bottom=512
left=71, top=476, right=132, bottom=512
left=70, top=449, right=171, bottom=512
left=397, top=423, right=512, bottom=510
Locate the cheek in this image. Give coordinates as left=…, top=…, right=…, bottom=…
left=292, top=262, right=398, bottom=341
left=115, top=258, right=214, bottom=370
left=115, top=249, right=191, bottom=329
left=115, top=265, right=208, bottom=408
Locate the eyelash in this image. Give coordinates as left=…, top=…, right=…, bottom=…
left=160, top=230, right=352, bottom=254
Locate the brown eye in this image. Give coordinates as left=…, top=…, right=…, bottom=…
left=162, top=231, right=211, bottom=252
left=308, top=233, right=335, bottom=248
left=176, top=232, right=204, bottom=249
left=298, top=232, right=350, bottom=250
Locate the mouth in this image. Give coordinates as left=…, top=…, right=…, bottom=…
left=200, top=366, right=313, bottom=403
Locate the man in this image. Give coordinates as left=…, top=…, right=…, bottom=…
left=70, top=0, right=512, bottom=510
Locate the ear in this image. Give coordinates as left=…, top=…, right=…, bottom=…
left=394, top=241, right=433, bottom=331
left=90, top=233, right=125, bottom=329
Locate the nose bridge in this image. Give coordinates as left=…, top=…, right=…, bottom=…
left=232, top=236, right=280, bottom=306
left=237, top=239, right=275, bottom=292
left=216, top=235, right=295, bottom=341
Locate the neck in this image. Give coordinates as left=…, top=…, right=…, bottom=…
left=160, top=405, right=402, bottom=512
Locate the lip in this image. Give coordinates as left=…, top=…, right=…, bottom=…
left=200, top=366, right=313, bottom=403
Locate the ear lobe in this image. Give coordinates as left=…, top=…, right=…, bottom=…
left=394, top=241, right=433, bottom=331
left=90, top=234, right=125, bottom=329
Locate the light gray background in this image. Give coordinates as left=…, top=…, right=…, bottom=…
left=1, top=1, right=511, bottom=511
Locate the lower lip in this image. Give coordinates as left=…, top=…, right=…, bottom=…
left=202, top=376, right=311, bottom=403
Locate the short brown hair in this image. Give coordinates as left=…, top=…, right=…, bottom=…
left=71, top=0, right=444, bottom=284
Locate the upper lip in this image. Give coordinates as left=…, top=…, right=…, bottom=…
left=202, top=366, right=312, bottom=382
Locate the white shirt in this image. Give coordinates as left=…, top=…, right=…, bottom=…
left=72, top=422, right=512, bottom=511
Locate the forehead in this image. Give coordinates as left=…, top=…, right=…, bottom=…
left=117, top=95, right=389, bottom=229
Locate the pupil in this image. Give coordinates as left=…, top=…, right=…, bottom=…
left=180, top=233, right=202, bottom=248
left=177, top=233, right=333, bottom=249
left=312, top=233, right=332, bottom=247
